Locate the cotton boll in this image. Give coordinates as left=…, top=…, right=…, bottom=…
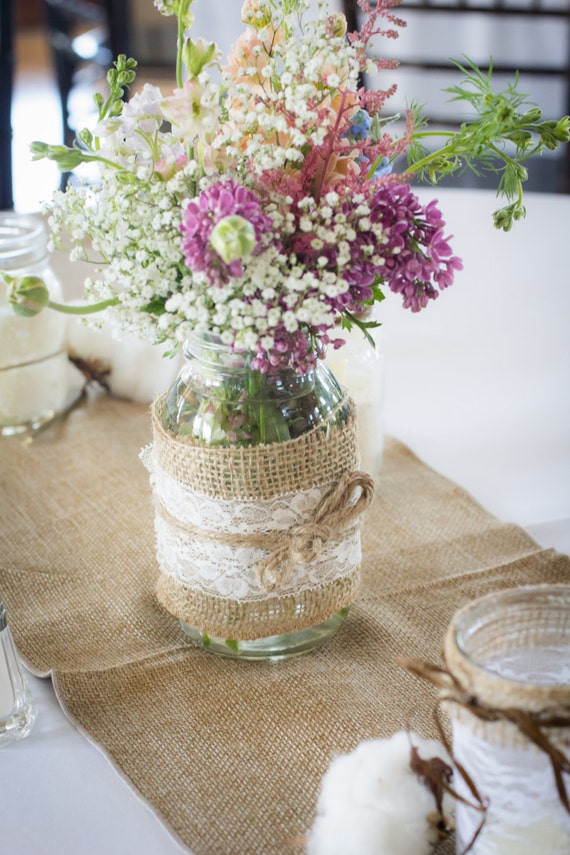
left=66, top=319, right=181, bottom=403
left=308, top=731, right=454, bottom=855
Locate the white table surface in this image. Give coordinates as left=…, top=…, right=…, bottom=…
left=1, top=187, right=569, bottom=854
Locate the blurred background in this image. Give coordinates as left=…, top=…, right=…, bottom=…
left=2, top=0, right=569, bottom=213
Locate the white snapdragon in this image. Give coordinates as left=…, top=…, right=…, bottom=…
left=120, top=84, right=165, bottom=136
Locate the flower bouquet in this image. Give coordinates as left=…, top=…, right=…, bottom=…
left=6, top=0, right=568, bottom=658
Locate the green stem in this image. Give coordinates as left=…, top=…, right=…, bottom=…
left=485, top=141, right=525, bottom=207
left=85, top=154, right=125, bottom=171
left=176, top=10, right=185, bottom=87
left=403, top=139, right=470, bottom=177
left=47, top=297, right=119, bottom=315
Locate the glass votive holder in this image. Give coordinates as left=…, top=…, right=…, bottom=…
left=444, top=585, right=570, bottom=854
left=0, top=601, right=37, bottom=746
left=0, top=211, right=84, bottom=436
left=325, top=320, right=384, bottom=482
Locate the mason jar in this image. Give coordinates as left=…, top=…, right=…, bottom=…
left=0, top=212, right=83, bottom=435
left=325, top=317, right=384, bottom=482
left=445, top=585, right=570, bottom=854
left=143, top=331, right=373, bottom=660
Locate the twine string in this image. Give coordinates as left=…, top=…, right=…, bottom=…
left=255, top=470, right=375, bottom=592
left=400, top=657, right=570, bottom=816
left=0, top=348, right=67, bottom=372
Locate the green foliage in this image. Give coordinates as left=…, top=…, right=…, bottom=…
left=100, top=55, right=138, bottom=122
left=142, top=296, right=168, bottom=316
left=405, top=58, right=570, bottom=231
left=340, top=279, right=385, bottom=346
left=30, top=55, right=138, bottom=171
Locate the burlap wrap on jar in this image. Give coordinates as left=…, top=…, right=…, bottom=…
left=142, top=393, right=373, bottom=640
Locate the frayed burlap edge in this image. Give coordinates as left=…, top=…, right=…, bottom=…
left=156, top=568, right=360, bottom=640
left=151, top=393, right=359, bottom=500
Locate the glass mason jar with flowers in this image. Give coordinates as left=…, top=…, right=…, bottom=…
left=4, top=0, right=568, bottom=657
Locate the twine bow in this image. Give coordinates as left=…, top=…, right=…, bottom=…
left=400, top=657, right=570, bottom=818
left=256, top=470, right=375, bottom=592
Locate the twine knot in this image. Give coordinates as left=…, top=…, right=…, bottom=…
left=256, top=470, right=374, bottom=592
left=289, top=522, right=331, bottom=564
left=399, top=657, right=570, bottom=817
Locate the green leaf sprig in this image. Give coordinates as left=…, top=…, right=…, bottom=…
left=30, top=55, right=138, bottom=172
left=395, top=58, right=570, bottom=231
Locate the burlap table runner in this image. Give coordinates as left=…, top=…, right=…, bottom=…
left=1, top=393, right=568, bottom=855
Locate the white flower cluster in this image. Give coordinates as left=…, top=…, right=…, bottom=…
left=219, top=6, right=360, bottom=176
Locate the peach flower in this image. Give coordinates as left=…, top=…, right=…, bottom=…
left=240, top=0, right=272, bottom=30
left=224, top=26, right=284, bottom=89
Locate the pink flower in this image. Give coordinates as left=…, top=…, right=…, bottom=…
left=154, top=154, right=188, bottom=180
left=224, top=26, right=284, bottom=90
left=180, top=179, right=274, bottom=284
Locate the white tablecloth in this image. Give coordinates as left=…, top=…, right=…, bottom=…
left=1, top=187, right=569, bottom=854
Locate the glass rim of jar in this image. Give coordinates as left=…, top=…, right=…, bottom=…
left=443, top=584, right=570, bottom=709
left=182, top=330, right=319, bottom=379
left=0, top=212, right=48, bottom=270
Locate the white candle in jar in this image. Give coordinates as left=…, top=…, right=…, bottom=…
left=0, top=213, right=84, bottom=434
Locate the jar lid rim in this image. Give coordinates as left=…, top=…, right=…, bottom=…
left=0, top=213, right=47, bottom=269
left=444, top=584, right=570, bottom=710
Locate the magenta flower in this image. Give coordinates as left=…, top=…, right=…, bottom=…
left=368, top=182, right=463, bottom=312
left=180, top=179, right=273, bottom=284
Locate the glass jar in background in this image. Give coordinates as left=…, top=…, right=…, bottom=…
left=444, top=585, right=570, bottom=854
left=0, top=601, right=37, bottom=746
left=325, top=314, right=384, bottom=482
left=0, top=212, right=84, bottom=436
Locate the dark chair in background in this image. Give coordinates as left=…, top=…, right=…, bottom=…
left=0, top=0, right=15, bottom=209
left=341, top=0, right=570, bottom=193
left=0, top=0, right=131, bottom=210
left=42, top=0, right=131, bottom=150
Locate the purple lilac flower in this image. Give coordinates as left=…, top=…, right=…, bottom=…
left=180, top=179, right=274, bottom=285
left=368, top=182, right=463, bottom=311
left=250, top=326, right=317, bottom=374
left=289, top=179, right=461, bottom=351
